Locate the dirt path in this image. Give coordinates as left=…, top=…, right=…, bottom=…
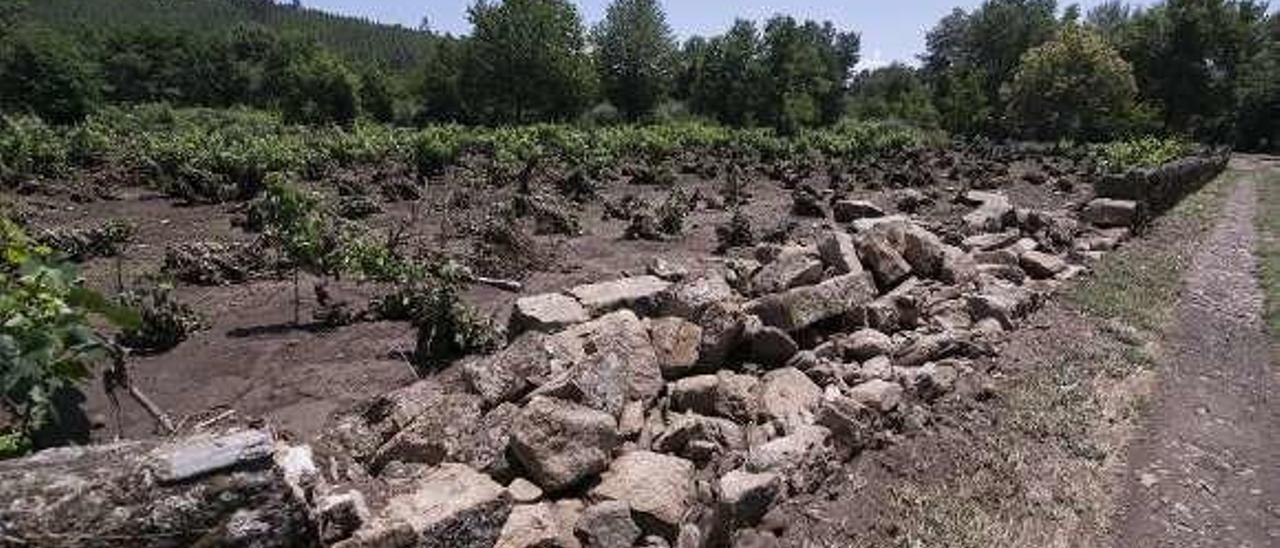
left=1114, top=160, right=1280, bottom=547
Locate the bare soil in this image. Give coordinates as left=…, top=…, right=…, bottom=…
left=1113, top=158, right=1280, bottom=547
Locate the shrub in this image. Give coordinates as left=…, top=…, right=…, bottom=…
left=0, top=218, right=137, bottom=452
left=117, top=277, right=204, bottom=354
left=278, top=50, right=359, bottom=126
left=1006, top=25, right=1138, bottom=141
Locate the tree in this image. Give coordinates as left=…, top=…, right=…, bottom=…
left=757, top=16, right=859, bottom=133
left=1, top=0, right=25, bottom=32
left=462, top=0, right=595, bottom=123
left=278, top=49, right=359, bottom=125
left=0, top=25, right=99, bottom=124
left=592, top=0, right=677, bottom=120
left=1234, top=36, right=1280, bottom=150
left=1121, top=0, right=1271, bottom=139
left=688, top=19, right=763, bottom=126
left=1006, top=24, right=1138, bottom=140
left=920, top=0, right=1058, bottom=134
left=358, top=67, right=396, bottom=123
left=846, top=64, right=939, bottom=127
left=418, top=37, right=466, bottom=122
left=1085, top=0, right=1137, bottom=46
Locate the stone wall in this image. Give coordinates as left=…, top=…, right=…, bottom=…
left=1093, top=149, right=1231, bottom=218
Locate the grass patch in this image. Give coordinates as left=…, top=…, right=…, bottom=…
left=1257, top=167, right=1280, bottom=338
left=1068, top=169, right=1234, bottom=333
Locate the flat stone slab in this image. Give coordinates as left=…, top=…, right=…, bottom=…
left=570, top=276, right=672, bottom=315
left=511, top=293, right=590, bottom=334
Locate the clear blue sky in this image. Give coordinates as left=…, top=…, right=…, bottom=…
left=302, top=0, right=1160, bottom=69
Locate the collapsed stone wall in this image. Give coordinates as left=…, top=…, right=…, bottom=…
left=1093, top=150, right=1231, bottom=218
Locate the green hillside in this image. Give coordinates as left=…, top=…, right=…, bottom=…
left=22, top=0, right=435, bottom=70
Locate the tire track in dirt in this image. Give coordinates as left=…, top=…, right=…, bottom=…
left=1114, top=161, right=1280, bottom=547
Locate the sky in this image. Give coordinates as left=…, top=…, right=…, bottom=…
left=301, top=0, right=1160, bottom=70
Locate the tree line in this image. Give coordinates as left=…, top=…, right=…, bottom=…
left=1, top=0, right=1277, bottom=149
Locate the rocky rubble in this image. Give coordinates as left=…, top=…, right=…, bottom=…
left=294, top=182, right=1168, bottom=547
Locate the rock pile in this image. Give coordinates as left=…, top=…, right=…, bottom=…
left=307, top=185, right=1156, bottom=547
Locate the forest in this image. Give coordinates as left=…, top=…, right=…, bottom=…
left=1, top=0, right=1276, bottom=148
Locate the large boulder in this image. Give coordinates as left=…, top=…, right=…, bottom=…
left=669, top=371, right=759, bottom=422
left=464, top=332, right=574, bottom=406
left=590, top=451, right=697, bottom=540
left=750, top=248, right=823, bottom=296
left=0, top=430, right=315, bottom=548
left=340, top=463, right=512, bottom=548
left=654, top=412, right=747, bottom=461
left=570, top=276, right=672, bottom=316
left=1019, top=250, right=1067, bottom=279
left=323, top=380, right=451, bottom=464
left=854, top=232, right=911, bottom=290
left=817, top=230, right=865, bottom=276
left=510, top=397, right=620, bottom=493
left=370, top=391, right=485, bottom=472
left=510, top=293, right=589, bottom=335
left=659, top=275, right=738, bottom=321
left=696, top=300, right=748, bottom=366
left=749, top=272, right=877, bottom=332
left=899, top=224, right=946, bottom=279
left=846, top=379, right=903, bottom=413
left=538, top=310, right=664, bottom=416
left=745, top=425, right=831, bottom=474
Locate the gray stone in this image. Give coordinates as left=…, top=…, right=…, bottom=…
left=342, top=463, right=511, bottom=548
left=494, top=500, right=583, bottom=548
left=940, top=246, right=979, bottom=286
left=962, top=192, right=1014, bottom=234
left=152, top=429, right=274, bottom=484
left=649, top=317, right=703, bottom=378
left=751, top=248, right=823, bottom=296
left=745, top=425, right=831, bottom=473
left=1019, top=250, right=1067, bottom=279
left=749, top=272, right=877, bottom=332
left=318, top=491, right=370, bottom=545
left=842, top=329, right=893, bottom=360
left=899, top=224, right=946, bottom=279
left=757, top=367, right=822, bottom=427
left=660, top=275, right=738, bottom=321
left=847, top=379, right=903, bottom=412
left=544, top=310, right=664, bottom=416
left=511, top=293, right=589, bottom=335
left=833, top=199, right=885, bottom=222
left=590, top=451, right=697, bottom=540
left=817, top=230, right=865, bottom=275
left=747, top=321, right=800, bottom=367
left=507, top=478, right=544, bottom=504
left=1081, top=198, right=1138, bottom=228
left=577, top=501, right=642, bottom=548
left=718, top=469, right=782, bottom=527
left=978, top=263, right=1027, bottom=284
left=571, top=276, right=672, bottom=315
left=511, top=396, right=619, bottom=493
left=859, top=355, right=893, bottom=381
left=465, top=332, right=572, bottom=406
left=371, top=391, right=485, bottom=472
left=854, top=232, right=911, bottom=290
